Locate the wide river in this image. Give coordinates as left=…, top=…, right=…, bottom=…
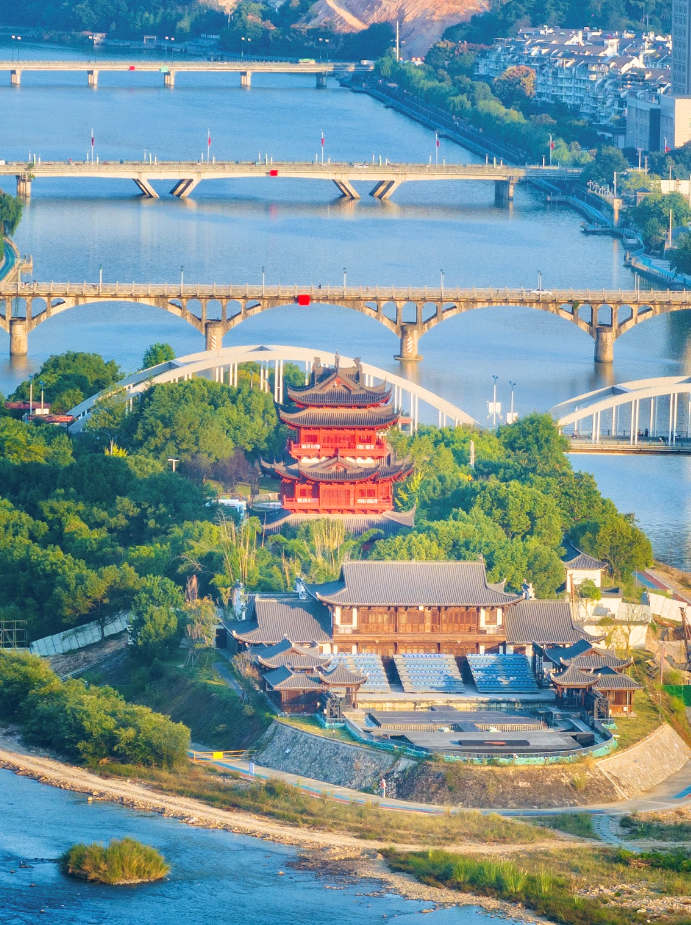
left=0, top=770, right=511, bottom=925
left=1, top=43, right=690, bottom=567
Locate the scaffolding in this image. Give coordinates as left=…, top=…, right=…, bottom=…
left=0, top=620, right=28, bottom=649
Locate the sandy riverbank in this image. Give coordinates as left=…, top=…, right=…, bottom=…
left=0, top=733, right=556, bottom=923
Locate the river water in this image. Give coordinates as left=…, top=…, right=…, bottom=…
left=0, top=770, right=507, bottom=925
left=0, top=42, right=690, bottom=567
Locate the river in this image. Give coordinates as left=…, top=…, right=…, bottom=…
left=0, top=770, right=514, bottom=925
left=0, top=42, right=690, bottom=567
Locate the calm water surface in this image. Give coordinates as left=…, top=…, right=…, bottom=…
left=0, top=43, right=690, bottom=566
left=0, top=770, right=505, bottom=925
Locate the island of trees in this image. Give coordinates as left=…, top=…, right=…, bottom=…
left=59, top=838, right=169, bottom=885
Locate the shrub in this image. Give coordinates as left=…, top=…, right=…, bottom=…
left=59, top=838, right=169, bottom=884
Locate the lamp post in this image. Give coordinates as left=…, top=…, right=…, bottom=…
left=491, top=375, right=499, bottom=427
left=39, top=380, right=45, bottom=413
left=180, top=265, right=184, bottom=295
left=168, top=457, right=179, bottom=472
left=440, top=269, right=444, bottom=299
left=262, top=265, right=265, bottom=295
left=99, top=264, right=103, bottom=293
left=28, top=375, right=33, bottom=416
left=343, top=266, right=347, bottom=291
left=508, top=380, right=516, bottom=423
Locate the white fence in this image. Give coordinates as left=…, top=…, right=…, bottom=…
left=30, top=614, right=128, bottom=657
left=647, top=592, right=688, bottom=623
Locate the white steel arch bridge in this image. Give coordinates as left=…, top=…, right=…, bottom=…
left=68, top=344, right=477, bottom=433
left=551, top=375, right=691, bottom=452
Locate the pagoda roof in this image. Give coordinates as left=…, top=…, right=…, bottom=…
left=286, top=360, right=391, bottom=409
left=561, top=540, right=607, bottom=571
left=550, top=664, right=599, bottom=688
left=263, top=666, right=325, bottom=691
left=278, top=405, right=400, bottom=429
left=308, top=561, right=519, bottom=607
left=317, top=662, right=368, bottom=686
left=563, top=650, right=633, bottom=671
left=262, top=455, right=413, bottom=483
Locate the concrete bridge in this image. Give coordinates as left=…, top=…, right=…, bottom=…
left=2, top=160, right=580, bottom=202
left=68, top=344, right=477, bottom=433
left=1, top=280, right=689, bottom=362
left=552, top=375, right=691, bottom=453
left=0, top=58, right=371, bottom=90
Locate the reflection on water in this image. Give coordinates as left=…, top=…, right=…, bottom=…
left=1, top=45, right=691, bottom=568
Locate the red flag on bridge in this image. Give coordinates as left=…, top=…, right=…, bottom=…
left=436, top=132, right=440, bottom=148
left=321, top=131, right=324, bottom=147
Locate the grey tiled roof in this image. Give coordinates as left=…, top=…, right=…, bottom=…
left=550, top=664, right=598, bottom=687
left=263, top=666, right=325, bottom=691
left=593, top=672, right=641, bottom=691
left=541, top=638, right=594, bottom=664
left=505, top=601, right=592, bottom=645
left=252, top=639, right=331, bottom=669
left=318, top=663, right=368, bottom=686
left=561, top=540, right=607, bottom=571
left=230, top=595, right=332, bottom=644
left=565, top=652, right=632, bottom=670
left=308, top=561, right=519, bottom=607
left=265, top=456, right=413, bottom=483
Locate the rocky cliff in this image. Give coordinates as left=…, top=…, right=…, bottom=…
left=300, top=0, right=488, bottom=56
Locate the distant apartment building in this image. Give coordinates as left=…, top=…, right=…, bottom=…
left=477, top=27, right=672, bottom=150
left=673, top=0, right=691, bottom=95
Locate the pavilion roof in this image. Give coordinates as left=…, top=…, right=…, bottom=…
left=286, top=369, right=391, bottom=407
left=317, top=662, right=368, bottom=686
left=308, top=561, right=519, bottom=607
left=561, top=540, right=607, bottom=571
left=251, top=638, right=331, bottom=669
left=564, top=650, right=633, bottom=671
left=550, top=664, right=599, bottom=688
left=592, top=671, right=641, bottom=691
left=263, top=666, right=325, bottom=691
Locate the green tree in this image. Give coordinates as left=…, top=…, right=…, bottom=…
left=0, top=191, right=23, bottom=236
left=631, top=193, right=691, bottom=251
left=142, top=343, right=175, bottom=369
left=129, top=575, right=185, bottom=658
left=493, top=66, right=536, bottom=108
left=669, top=230, right=691, bottom=276
left=580, top=146, right=628, bottom=186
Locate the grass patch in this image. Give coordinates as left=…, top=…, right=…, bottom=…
left=98, top=762, right=552, bottom=847
left=277, top=715, right=357, bottom=744
left=385, top=845, right=691, bottom=925
left=533, top=813, right=599, bottom=839
left=59, top=838, right=169, bottom=885
left=620, top=813, right=691, bottom=841
left=85, top=650, right=271, bottom=751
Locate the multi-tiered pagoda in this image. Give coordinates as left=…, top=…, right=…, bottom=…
left=262, top=358, right=413, bottom=516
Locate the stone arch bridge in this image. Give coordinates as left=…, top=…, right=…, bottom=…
left=1, top=280, right=689, bottom=362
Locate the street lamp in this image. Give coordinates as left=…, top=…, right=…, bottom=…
left=99, top=264, right=103, bottom=292
left=508, top=381, right=516, bottom=423
left=440, top=269, right=444, bottom=299
left=180, top=265, right=184, bottom=294
left=262, top=265, right=265, bottom=295
left=490, top=375, right=499, bottom=428
left=343, top=267, right=347, bottom=291
left=39, top=380, right=45, bottom=412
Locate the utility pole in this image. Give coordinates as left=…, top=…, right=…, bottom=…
left=395, top=21, right=400, bottom=62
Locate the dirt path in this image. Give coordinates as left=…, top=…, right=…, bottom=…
left=0, top=738, right=560, bottom=855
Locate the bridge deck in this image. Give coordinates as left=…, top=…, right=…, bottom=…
left=0, top=59, right=367, bottom=74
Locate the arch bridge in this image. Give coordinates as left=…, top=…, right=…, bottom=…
left=551, top=375, right=691, bottom=452
left=68, top=344, right=477, bottom=433
left=1, top=280, right=689, bottom=362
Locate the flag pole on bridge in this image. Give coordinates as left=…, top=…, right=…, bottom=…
left=91, top=128, right=94, bottom=164
left=207, top=128, right=211, bottom=163
left=321, top=130, right=324, bottom=165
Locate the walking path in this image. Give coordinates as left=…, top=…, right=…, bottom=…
left=191, top=750, right=691, bottom=818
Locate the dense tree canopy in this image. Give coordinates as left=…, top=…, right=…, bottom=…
left=0, top=192, right=23, bottom=236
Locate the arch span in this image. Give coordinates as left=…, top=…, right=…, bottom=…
left=68, top=344, right=477, bottom=433
left=551, top=375, right=691, bottom=450
left=2, top=280, right=690, bottom=361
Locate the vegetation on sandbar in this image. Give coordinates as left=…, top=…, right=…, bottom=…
left=59, top=838, right=169, bottom=885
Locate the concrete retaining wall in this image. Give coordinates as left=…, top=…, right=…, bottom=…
left=253, top=721, right=415, bottom=792
left=597, top=724, right=691, bottom=797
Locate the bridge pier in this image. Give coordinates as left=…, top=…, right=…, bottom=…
left=316, top=73, right=327, bottom=89
left=370, top=180, right=400, bottom=200
left=594, top=327, right=615, bottom=363
left=170, top=178, right=199, bottom=199
left=9, top=318, right=28, bottom=356
left=16, top=175, right=31, bottom=198
left=241, top=71, right=252, bottom=88
left=10, top=69, right=21, bottom=87
left=332, top=179, right=360, bottom=200
left=494, top=179, right=515, bottom=206
left=164, top=71, right=175, bottom=88
left=87, top=69, right=98, bottom=88
left=133, top=178, right=159, bottom=198
left=394, top=324, right=423, bottom=362
left=205, top=322, right=225, bottom=351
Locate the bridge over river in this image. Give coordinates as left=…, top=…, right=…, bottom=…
left=1, top=280, right=689, bottom=361
left=2, top=160, right=580, bottom=201
left=0, top=58, right=371, bottom=89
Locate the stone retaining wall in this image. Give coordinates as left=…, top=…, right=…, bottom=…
left=597, top=724, right=691, bottom=797
left=253, top=721, right=415, bottom=792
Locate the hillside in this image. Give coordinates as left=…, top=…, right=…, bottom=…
left=300, top=0, right=489, bottom=56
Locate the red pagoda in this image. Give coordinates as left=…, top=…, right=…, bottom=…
left=262, top=357, right=413, bottom=515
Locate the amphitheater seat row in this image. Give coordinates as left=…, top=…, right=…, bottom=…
left=466, top=654, right=539, bottom=693
left=393, top=653, right=466, bottom=693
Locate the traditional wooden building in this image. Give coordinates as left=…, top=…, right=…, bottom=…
left=306, top=561, right=591, bottom=658
left=262, top=659, right=367, bottom=713
left=262, top=358, right=412, bottom=515
left=550, top=663, right=641, bottom=716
